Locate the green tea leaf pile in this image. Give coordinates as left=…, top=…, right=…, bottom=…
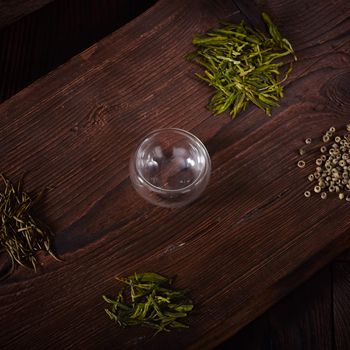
left=0, top=174, right=58, bottom=279
left=188, top=12, right=296, bottom=118
left=103, top=272, right=194, bottom=334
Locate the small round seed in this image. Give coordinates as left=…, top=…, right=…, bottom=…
left=320, top=146, right=327, bottom=153
left=321, top=155, right=327, bottom=161
left=314, top=173, right=321, bottom=179
left=308, top=174, right=314, bottom=181
left=316, top=166, right=322, bottom=173
left=339, top=193, right=345, bottom=200
left=314, top=185, right=321, bottom=193
left=329, top=127, right=336, bottom=133
left=323, top=135, right=330, bottom=143
left=346, top=195, right=350, bottom=202
left=297, top=160, right=306, bottom=168
left=304, top=191, right=311, bottom=198
left=305, top=138, right=312, bottom=144
left=299, top=148, right=306, bottom=156
left=329, top=185, right=335, bottom=192
left=321, top=192, right=327, bottom=199
left=316, top=158, right=323, bottom=165
left=339, top=160, right=346, bottom=167
left=335, top=136, right=341, bottom=143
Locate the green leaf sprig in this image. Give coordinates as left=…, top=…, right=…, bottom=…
left=102, top=272, right=194, bottom=334
left=187, top=12, right=297, bottom=119
left=0, top=174, right=59, bottom=280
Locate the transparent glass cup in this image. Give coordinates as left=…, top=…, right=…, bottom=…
left=129, top=128, right=211, bottom=208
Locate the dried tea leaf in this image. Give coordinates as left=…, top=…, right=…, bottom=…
left=188, top=12, right=297, bottom=119
left=102, top=272, right=194, bottom=334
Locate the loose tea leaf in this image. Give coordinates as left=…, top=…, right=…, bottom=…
left=298, top=126, right=350, bottom=200
left=0, top=174, right=59, bottom=279
left=187, top=12, right=296, bottom=119
left=102, top=272, right=194, bottom=334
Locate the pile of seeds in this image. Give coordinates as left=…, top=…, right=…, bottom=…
left=103, top=272, right=194, bottom=334
left=187, top=12, right=296, bottom=119
left=0, top=174, right=58, bottom=279
left=298, top=125, right=350, bottom=201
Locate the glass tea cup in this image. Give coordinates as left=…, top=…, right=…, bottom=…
left=129, top=128, right=211, bottom=208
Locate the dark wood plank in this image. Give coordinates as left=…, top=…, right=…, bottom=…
left=0, top=0, right=157, bottom=101
left=0, top=0, right=53, bottom=28
left=0, top=0, right=350, bottom=349
left=219, top=267, right=333, bottom=350
left=333, top=262, right=350, bottom=350
left=336, top=249, right=350, bottom=262
left=218, top=309, right=271, bottom=349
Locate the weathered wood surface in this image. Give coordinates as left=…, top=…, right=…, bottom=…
left=334, top=262, right=350, bottom=350
left=0, top=0, right=350, bottom=349
left=0, top=0, right=156, bottom=101
left=220, top=266, right=333, bottom=349
left=0, top=0, right=53, bottom=28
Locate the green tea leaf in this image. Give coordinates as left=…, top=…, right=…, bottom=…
left=0, top=174, right=59, bottom=280
left=131, top=272, right=170, bottom=284
left=187, top=12, right=296, bottom=120
left=103, top=272, right=194, bottom=334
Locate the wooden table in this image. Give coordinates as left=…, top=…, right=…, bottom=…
left=0, top=0, right=54, bottom=28
left=0, top=0, right=349, bottom=348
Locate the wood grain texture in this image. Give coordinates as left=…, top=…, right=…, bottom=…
left=336, top=250, right=350, bottom=261
left=333, top=262, right=350, bottom=350
left=0, top=0, right=157, bottom=101
left=0, top=0, right=350, bottom=349
left=219, top=267, right=333, bottom=350
left=0, top=0, right=53, bottom=28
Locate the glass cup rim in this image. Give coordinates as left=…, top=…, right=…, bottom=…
left=133, top=128, right=211, bottom=194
